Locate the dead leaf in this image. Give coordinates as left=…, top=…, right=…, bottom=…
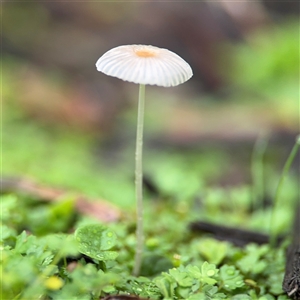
left=1, top=177, right=120, bottom=222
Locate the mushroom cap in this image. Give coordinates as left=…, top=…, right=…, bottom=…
left=96, top=45, right=193, bottom=87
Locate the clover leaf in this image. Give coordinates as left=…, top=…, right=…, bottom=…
left=75, top=224, right=118, bottom=261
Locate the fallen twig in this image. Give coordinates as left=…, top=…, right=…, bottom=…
left=189, top=221, right=283, bottom=247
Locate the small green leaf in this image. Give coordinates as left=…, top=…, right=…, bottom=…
left=219, top=265, right=245, bottom=291
left=169, top=268, right=194, bottom=287
left=154, top=273, right=178, bottom=299
left=237, top=244, right=268, bottom=274
left=75, top=224, right=118, bottom=261
left=0, top=224, right=17, bottom=243
left=202, top=285, right=227, bottom=299
left=197, top=238, right=228, bottom=265
left=186, top=262, right=218, bottom=285
left=39, top=233, right=80, bottom=257
left=201, top=261, right=218, bottom=278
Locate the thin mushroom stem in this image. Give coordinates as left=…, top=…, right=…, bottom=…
left=133, top=84, right=145, bottom=276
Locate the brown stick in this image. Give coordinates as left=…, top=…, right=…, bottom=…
left=189, top=221, right=283, bottom=247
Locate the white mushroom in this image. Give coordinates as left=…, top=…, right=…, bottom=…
left=96, top=45, right=193, bottom=87
left=96, top=45, right=192, bottom=276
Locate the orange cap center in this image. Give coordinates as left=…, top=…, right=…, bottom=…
left=134, top=49, right=157, bottom=58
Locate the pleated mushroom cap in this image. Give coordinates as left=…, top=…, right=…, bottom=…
left=96, top=45, right=193, bottom=87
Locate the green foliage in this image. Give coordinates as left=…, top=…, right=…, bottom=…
left=1, top=186, right=293, bottom=299
left=27, top=197, right=76, bottom=235
left=236, top=244, right=269, bottom=275
left=154, top=262, right=246, bottom=299
left=226, top=20, right=299, bottom=94
left=75, top=224, right=118, bottom=261
left=196, top=238, right=228, bottom=265
left=219, top=265, right=244, bottom=291
left=140, top=254, right=173, bottom=276
left=2, top=125, right=295, bottom=299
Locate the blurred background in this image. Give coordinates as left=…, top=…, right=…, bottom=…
left=3, top=2, right=299, bottom=223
